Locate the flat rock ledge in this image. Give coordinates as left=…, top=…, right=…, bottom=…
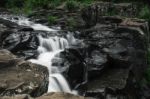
left=0, top=92, right=92, bottom=99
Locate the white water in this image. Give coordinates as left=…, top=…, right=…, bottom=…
left=29, top=35, right=77, bottom=94
left=0, top=15, right=77, bottom=94
left=0, top=14, right=57, bottom=32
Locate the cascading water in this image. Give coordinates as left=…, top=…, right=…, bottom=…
left=0, top=15, right=77, bottom=94
left=0, top=14, right=57, bottom=32
left=29, top=35, right=75, bottom=94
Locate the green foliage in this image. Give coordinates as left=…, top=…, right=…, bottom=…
left=5, top=0, right=150, bottom=18
left=22, top=7, right=33, bottom=15
left=5, top=0, right=64, bottom=14
left=67, top=17, right=77, bottom=29
left=5, top=0, right=93, bottom=13
left=48, top=16, right=58, bottom=25
left=48, top=0, right=62, bottom=8
left=76, top=0, right=93, bottom=4
left=66, top=0, right=79, bottom=12
left=138, top=5, right=150, bottom=21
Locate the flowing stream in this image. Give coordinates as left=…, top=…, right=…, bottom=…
left=29, top=35, right=73, bottom=93
left=0, top=14, right=57, bottom=31
left=0, top=15, right=77, bottom=94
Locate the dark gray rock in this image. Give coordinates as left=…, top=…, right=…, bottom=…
left=18, top=26, right=34, bottom=32
left=0, top=30, right=39, bottom=59
left=78, top=17, right=148, bottom=99
left=52, top=48, right=87, bottom=91
left=0, top=18, right=19, bottom=28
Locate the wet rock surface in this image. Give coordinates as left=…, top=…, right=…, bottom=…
left=58, top=48, right=86, bottom=90
left=0, top=31, right=39, bottom=59
left=78, top=17, right=148, bottom=99
left=0, top=2, right=149, bottom=99
left=50, top=16, right=149, bottom=98
left=0, top=49, right=49, bottom=97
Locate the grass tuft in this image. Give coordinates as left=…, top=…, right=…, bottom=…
left=48, top=16, right=58, bottom=25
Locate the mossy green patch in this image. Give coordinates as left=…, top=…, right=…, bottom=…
left=138, top=5, right=150, bottom=21
left=48, top=16, right=58, bottom=25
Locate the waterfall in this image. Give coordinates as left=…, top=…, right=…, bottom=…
left=29, top=35, right=77, bottom=94
left=0, top=15, right=77, bottom=94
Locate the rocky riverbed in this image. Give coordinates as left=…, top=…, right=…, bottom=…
left=0, top=2, right=149, bottom=99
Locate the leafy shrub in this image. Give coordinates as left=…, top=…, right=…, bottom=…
left=66, top=0, right=79, bottom=12
left=46, top=0, right=62, bottom=9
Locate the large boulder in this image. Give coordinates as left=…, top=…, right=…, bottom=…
left=0, top=49, right=49, bottom=97
left=0, top=17, right=40, bottom=59
left=0, top=31, right=39, bottom=59
left=78, top=16, right=149, bottom=98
